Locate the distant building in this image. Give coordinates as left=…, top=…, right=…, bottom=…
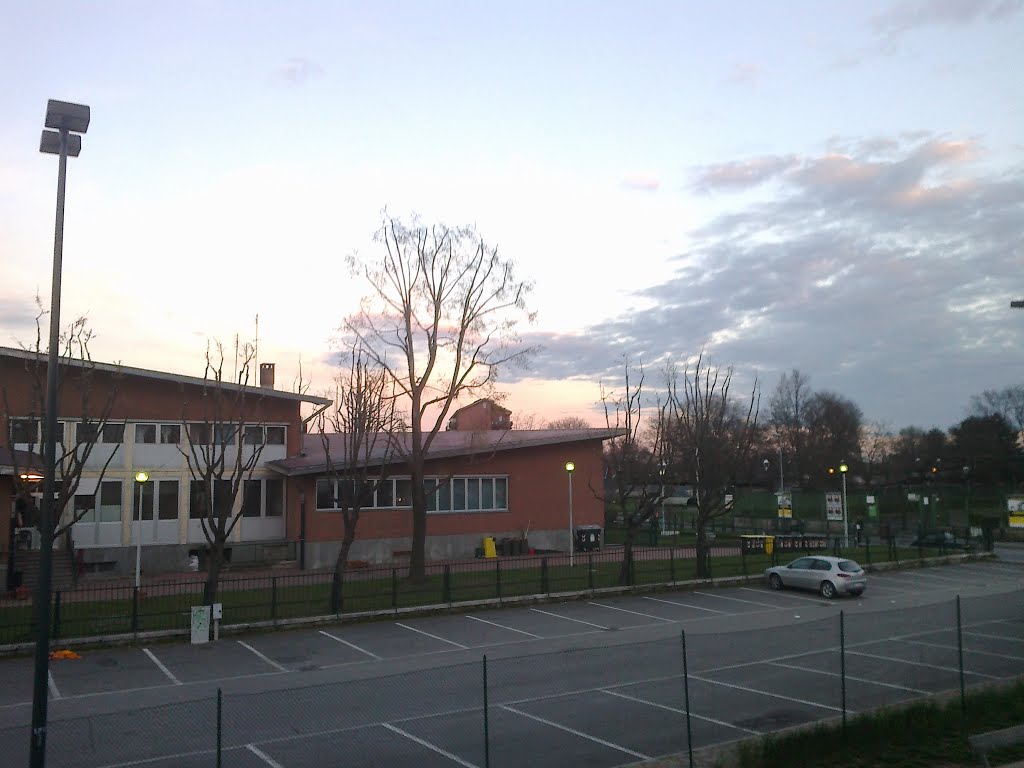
left=447, top=399, right=512, bottom=431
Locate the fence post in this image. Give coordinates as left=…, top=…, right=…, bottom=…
left=588, top=553, right=594, bottom=593
left=391, top=568, right=398, bottom=612
left=681, top=629, right=694, bottom=768
left=131, top=586, right=139, bottom=636
left=443, top=565, right=452, bottom=605
left=495, top=560, right=502, bottom=603
left=741, top=545, right=747, bottom=577
left=216, top=687, right=222, bottom=768
left=483, top=655, right=490, bottom=768
left=541, top=558, right=549, bottom=595
left=670, top=547, right=676, bottom=584
left=271, top=576, right=278, bottom=623
left=865, top=537, right=871, bottom=566
left=840, top=610, right=847, bottom=738
left=52, top=590, right=62, bottom=641
left=957, top=595, right=966, bottom=715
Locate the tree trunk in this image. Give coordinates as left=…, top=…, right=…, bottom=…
left=330, top=523, right=357, bottom=613
left=408, top=462, right=427, bottom=583
left=695, top=518, right=711, bottom=579
left=203, top=543, right=223, bottom=604
left=618, top=524, right=640, bottom=586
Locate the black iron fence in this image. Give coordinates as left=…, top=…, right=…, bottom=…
left=0, top=536, right=991, bottom=646
left=1, top=592, right=1019, bottom=767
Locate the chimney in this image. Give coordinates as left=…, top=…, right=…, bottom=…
left=259, top=362, right=275, bottom=389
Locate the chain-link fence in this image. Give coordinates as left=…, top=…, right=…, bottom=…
left=3, top=590, right=1022, bottom=767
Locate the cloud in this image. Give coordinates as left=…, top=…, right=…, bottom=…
left=278, top=57, right=323, bottom=85
left=620, top=174, right=661, bottom=192
left=518, top=134, right=1024, bottom=430
left=870, top=0, right=1022, bottom=47
left=691, top=155, right=799, bottom=193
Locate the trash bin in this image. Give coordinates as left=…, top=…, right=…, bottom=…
left=574, top=525, right=602, bottom=552
left=187, top=553, right=200, bottom=572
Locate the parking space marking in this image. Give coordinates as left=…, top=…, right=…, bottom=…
left=694, top=591, right=781, bottom=609
left=466, top=614, right=542, bottom=638
left=965, top=630, right=1024, bottom=644
left=601, top=689, right=762, bottom=735
left=740, top=587, right=831, bottom=606
left=846, top=649, right=998, bottom=679
left=688, top=673, right=850, bottom=713
left=319, top=630, right=382, bottom=659
left=48, top=671, right=60, bottom=699
left=906, top=638, right=1024, bottom=662
left=395, top=622, right=468, bottom=649
left=768, top=661, right=929, bottom=694
left=381, top=722, right=480, bottom=767
left=641, top=596, right=727, bottom=614
left=238, top=641, right=289, bottom=672
left=246, top=743, right=285, bottom=768
left=530, top=608, right=609, bottom=630
left=500, top=705, right=650, bottom=760
left=590, top=600, right=674, bottom=620
left=143, top=648, right=182, bottom=685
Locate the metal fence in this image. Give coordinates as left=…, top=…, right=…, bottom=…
left=2, top=591, right=1020, bottom=767
left=0, top=537, right=990, bottom=646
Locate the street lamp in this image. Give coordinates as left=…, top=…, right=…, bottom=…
left=134, top=472, right=150, bottom=589
left=839, top=462, right=849, bottom=548
left=565, top=461, right=575, bottom=567
left=31, top=98, right=90, bottom=768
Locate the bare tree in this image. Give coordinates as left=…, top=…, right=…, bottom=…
left=344, top=214, right=536, bottom=581
left=179, top=338, right=269, bottom=603
left=970, top=385, right=1024, bottom=441
left=2, top=301, right=120, bottom=559
left=802, top=391, right=863, bottom=482
left=316, top=348, right=398, bottom=611
left=666, top=353, right=760, bottom=578
left=546, top=416, right=593, bottom=430
left=769, top=369, right=811, bottom=488
left=595, top=363, right=668, bottom=585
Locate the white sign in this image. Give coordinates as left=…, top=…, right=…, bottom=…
left=190, top=605, right=211, bottom=645
left=777, top=492, right=793, bottom=519
left=212, top=602, right=223, bottom=620
left=826, top=492, right=843, bottom=522
left=1009, top=496, right=1024, bottom=528
left=866, top=495, right=875, bottom=504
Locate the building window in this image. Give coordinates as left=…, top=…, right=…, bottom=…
left=10, top=418, right=39, bottom=444
left=241, top=478, right=285, bottom=517
left=189, top=479, right=232, bottom=519
left=99, top=481, right=122, bottom=522
left=79, top=421, right=124, bottom=444
left=74, top=494, right=95, bottom=523
left=188, top=423, right=211, bottom=445
left=266, top=479, right=283, bottom=516
left=242, top=480, right=262, bottom=517
left=160, top=424, right=181, bottom=444
left=426, top=476, right=508, bottom=514
left=158, top=481, right=179, bottom=520
left=135, top=424, right=157, bottom=444
left=241, top=425, right=286, bottom=446
left=315, top=477, right=413, bottom=510
left=133, top=480, right=155, bottom=519
left=213, top=423, right=238, bottom=445
left=265, top=426, right=285, bottom=445
left=242, top=426, right=263, bottom=446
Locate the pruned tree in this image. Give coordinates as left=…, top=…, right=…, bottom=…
left=343, top=213, right=537, bottom=581
left=546, top=416, right=592, bottom=430
left=666, top=353, right=760, bottom=578
left=316, top=348, right=398, bottom=611
left=179, top=338, right=269, bottom=603
left=595, top=362, right=669, bottom=585
left=2, top=299, right=120, bottom=560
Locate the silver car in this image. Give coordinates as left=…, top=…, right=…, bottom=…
left=765, top=555, right=866, bottom=599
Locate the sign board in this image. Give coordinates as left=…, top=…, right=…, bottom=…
left=212, top=602, right=223, bottom=620
left=826, top=492, right=843, bottom=522
left=1009, top=496, right=1024, bottom=529
left=190, top=605, right=211, bottom=645
left=907, top=493, right=919, bottom=502
left=777, top=492, right=793, bottom=519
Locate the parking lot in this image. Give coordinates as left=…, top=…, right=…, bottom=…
left=2, top=558, right=1023, bottom=767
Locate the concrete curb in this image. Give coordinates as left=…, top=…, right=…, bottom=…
left=0, top=551, right=996, bottom=656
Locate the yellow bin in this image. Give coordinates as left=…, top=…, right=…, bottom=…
left=765, top=535, right=775, bottom=555
left=482, top=537, right=497, bottom=558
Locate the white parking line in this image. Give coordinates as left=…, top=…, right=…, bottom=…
left=501, top=705, right=649, bottom=760
left=768, top=661, right=929, bottom=694
left=466, top=614, right=542, bottom=638
left=590, top=600, right=674, bottom=620
left=740, top=587, right=831, bottom=605
left=694, top=591, right=782, bottom=609
left=237, top=641, right=288, bottom=672
left=601, top=689, right=762, bottom=735
left=47, top=671, right=60, bottom=699
left=965, top=630, right=1024, bottom=644
left=641, top=596, right=727, bottom=614
left=381, top=723, right=480, bottom=767
left=143, top=648, right=181, bottom=685
left=530, top=607, right=609, bottom=630
left=319, top=630, right=382, bottom=659
left=846, top=649, right=998, bottom=679
left=395, top=622, right=468, bottom=649
left=688, top=673, right=849, bottom=713
left=246, top=744, right=284, bottom=768
left=906, top=638, right=1024, bottom=661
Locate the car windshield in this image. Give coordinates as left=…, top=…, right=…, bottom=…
left=838, top=560, right=861, bottom=573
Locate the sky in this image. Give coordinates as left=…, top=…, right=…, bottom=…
left=1, top=0, right=1022, bottom=434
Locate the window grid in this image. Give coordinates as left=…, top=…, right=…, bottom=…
left=315, top=476, right=508, bottom=513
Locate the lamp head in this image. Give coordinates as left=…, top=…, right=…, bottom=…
left=45, top=99, right=90, bottom=133
left=564, top=461, right=575, bottom=473
left=839, top=463, right=849, bottom=474
left=135, top=471, right=150, bottom=483
left=20, top=471, right=44, bottom=483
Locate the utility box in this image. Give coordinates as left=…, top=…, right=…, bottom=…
left=574, top=525, right=602, bottom=552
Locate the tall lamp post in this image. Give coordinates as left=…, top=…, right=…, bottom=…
left=134, top=472, right=149, bottom=589
left=839, top=462, right=849, bottom=548
left=31, top=98, right=90, bottom=768
left=565, top=461, right=575, bottom=567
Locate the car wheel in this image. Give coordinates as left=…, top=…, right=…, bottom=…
left=820, top=581, right=837, bottom=599
left=769, top=573, right=783, bottom=591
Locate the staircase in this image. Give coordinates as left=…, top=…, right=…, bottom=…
left=12, top=549, right=77, bottom=592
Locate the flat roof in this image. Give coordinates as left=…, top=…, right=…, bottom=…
left=0, top=345, right=330, bottom=406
